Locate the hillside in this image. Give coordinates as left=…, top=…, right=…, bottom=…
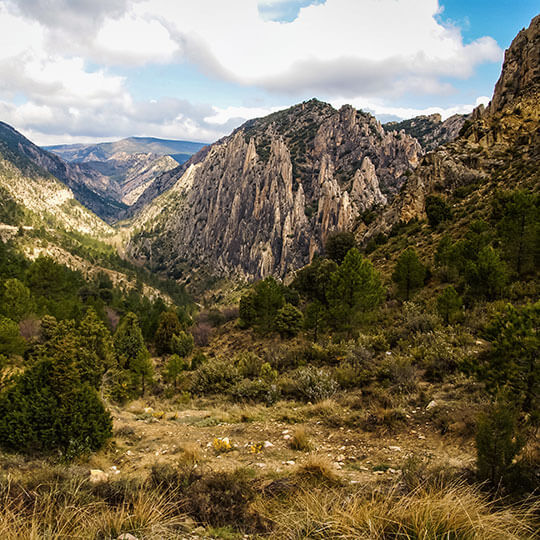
left=383, top=113, right=468, bottom=151
left=127, top=100, right=421, bottom=281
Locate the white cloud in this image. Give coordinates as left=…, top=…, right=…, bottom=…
left=0, top=0, right=504, bottom=144
left=136, top=0, right=502, bottom=96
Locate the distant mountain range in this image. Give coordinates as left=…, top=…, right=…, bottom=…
left=46, top=137, right=207, bottom=165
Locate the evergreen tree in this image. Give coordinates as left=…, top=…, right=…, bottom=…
left=476, top=397, right=524, bottom=486
left=436, top=286, right=462, bottom=324
left=477, top=302, right=539, bottom=414
left=492, top=190, right=539, bottom=277
left=392, top=248, right=426, bottom=300
left=239, top=292, right=257, bottom=328
left=1, top=278, right=34, bottom=322
left=425, top=195, right=451, bottom=228
left=464, top=246, right=507, bottom=300
left=165, top=353, right=187, bottom=388
left=328, top=248, right=384, bottom=333
left=275, top=303, right=303, bottom=338
left=155, top=310, right=183, bottom=355
left=171, top=330, right=194, bottom=357
left=0, top=315, right=26, bottom=357
left=325, top=231, right=356, bottom=264
left=0, top=356, right=112, bottom=457
left=130, top=349, right=153, bottom=397
left=114, top=312, right=148, bottom=368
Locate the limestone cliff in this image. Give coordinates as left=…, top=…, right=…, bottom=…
left=365, top=14, right=540, bottom=241
left=128, top=100, right=421, bottom=279
left=383, top=113, right=469, bottom=151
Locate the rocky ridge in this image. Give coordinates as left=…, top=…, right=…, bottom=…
left=364, top=14, right=540, bottom=241
left=383, top=113, right=469, bottom=151
left=128, top=100, right=422, bottom=279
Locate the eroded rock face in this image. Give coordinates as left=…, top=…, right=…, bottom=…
left=383, top=113, right=469, bottom=152
left=489, top=14, right=540, bottom=114
left=128, top=100, right=420, bottom=279
left=364, top=14, right=540, bottom=241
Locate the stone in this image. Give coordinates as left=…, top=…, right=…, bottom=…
left=117, top=534, right=139, bottom=540
left=89, top=469, right=108, bottom=484
left=426, top=400, right=437, bottom=410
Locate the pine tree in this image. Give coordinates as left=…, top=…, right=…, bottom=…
left=0, top=315, right=26, bottom=357
left=492, top=190, right=539, bottom=277
left=328, top=248, right=384, bottom=333
left=1, top=278, right=34, bottom=322
left=275, top=303, right=303, bottom=338
left=155, top=310, right=183, bottom=355
left=478, top=302, right=539, bottom=414
left=324, top=231, right=356, bottom=264
left=114, top=312, right=148, bottom=368
left=392, top=248, right=426, bottom=300
left=436, top=286, right=462, bottom=324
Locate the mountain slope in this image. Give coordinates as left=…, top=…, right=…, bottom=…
left=0, top=136, right=113, bottom=237
left=0, top=122, right=127, bottom=222
left=127, top=100, right=421, bottom=280
left=365, top=14, right=540, bottom=242
left=383, top=113, right=468, bottom=151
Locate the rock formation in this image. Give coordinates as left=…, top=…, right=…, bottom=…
left=127, top=100, right=421, bottom=279
left=365, top=14, right=540, bottom=241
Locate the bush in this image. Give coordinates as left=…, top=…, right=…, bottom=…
left=186, top=470, right=260, bottom=531
left=192, top=358, right=241, bottom=394
left=230, top=378, right=280, bottom=405
left=288, top=366, right=338, bottom=402
left=0, top=358, right=112, bottom=457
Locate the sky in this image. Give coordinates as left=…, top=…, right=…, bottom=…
left=0, top=0, right=537, bottom=146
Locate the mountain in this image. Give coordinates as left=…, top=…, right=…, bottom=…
left=127, top=15, right=539, bottom=285
left=46, top=137, right=206, bottom=165
left=45, top=137, right=208, bottom=219
left=0, top=127, right=112, bottom=237
left=365, top=14, right=540, bottom=241
left=127, top=100, right=421, bottom=280
left=0, top=121, right=125, bottom=226
left=383, top=113, right=468, bottom=151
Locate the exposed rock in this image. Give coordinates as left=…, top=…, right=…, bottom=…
left=365, top=15, right=540, bottom=241
left=128, top=100, right=421, bottom=280
left=383, top=113, right=469, bottom=151
left=489, top=14, right=540, bottom=114
left=89, top=469, right=108, bottom=484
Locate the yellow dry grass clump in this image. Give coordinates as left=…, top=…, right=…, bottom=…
left=259, top=481, right=540, bottom=539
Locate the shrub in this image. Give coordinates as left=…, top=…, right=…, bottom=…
left=192, top=358, right=241, bottom=394
left=230, top=378, right=280, bottom=405
left=185, top=470, right=260, bottom=531
left=289, top=366, right=338, bottom=402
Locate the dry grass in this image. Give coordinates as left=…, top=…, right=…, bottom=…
left=177, top=442, right=201, bottom=465
left=289, top=426, right=313, bottom=451
left=0, top=476, right=189, bottom=540
left=295, top=454, right=342, bottom=486
left=259, top=481, right=540, bottom=539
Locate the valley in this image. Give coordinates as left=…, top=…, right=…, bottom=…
left=0, top=12, right=538, bottom=540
